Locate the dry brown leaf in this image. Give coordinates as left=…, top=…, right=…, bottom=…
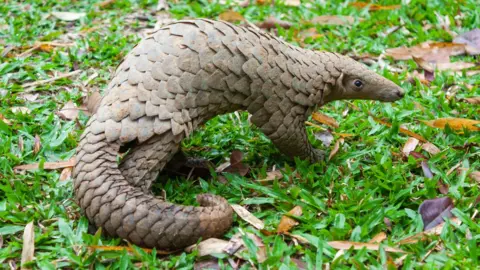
left=453, top=28, right=480, bottom=55
left=419, top=197, right=454, bottom=230
left=219, top=10, right=245, bottom=23
left=350, top=2, right=401, bottom=11
left=421, top=142, right=441, bottom=155
left=14, top=158, right=75, bottom=171
left=21, top=222, right=35, bottom=270
left=284, top=0, right=301, bottom=6
left=296, top=27, right=323, bottom=41
left=59, top=167, right=73, bottom=181
left=397, top=217, right=461, bottom=245
left=333, top=132, right=356, bottom=138
left=312, top=112, right=339, bottom=128
left=231, top=204, right=265, bottom=230
left=185, top=238, right=229, bottom=256
left=368, top=232, right=387, bottom=244
left=421, top=118, right=480, bottom=132
left=328, top=241, right=406, bottom=253
left=257, top=16, right=292, bottom=30
left=460, top=97, right=480, bottom=104
left=312, top=15, right=355, bottom=25
left=11, top=107, right=31, bottom=114
left=0, top=114, right=11, bottom=125
left=256, top=170, right=283, bottom=183
left=328, top=138, right=344, bottom=161
left=386, top=42, right=466, bottom=61
left=413, top=56, right=476, bottom=72
left=469, top=171, right=480, bottom=183
left=57, top=101, right=80, bottom=121
left=277, top=206, right=302, bottom=234
left=402, top=137, right=419, bottom=156
left=52, top=11, right=86, bottom=21
left=18, top=136, right=24, bottom=153
left=370, top=115, right=427, bottom=142
left=314, top=130, right=334, bottom=147
left=33, top=135, right=41, bottom=154
left=96, top=0, right=116, bottom=8
left=232, top=233, right=267, bottom=263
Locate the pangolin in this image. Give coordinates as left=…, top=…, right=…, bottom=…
left=73, top=19, right=404, bottom=250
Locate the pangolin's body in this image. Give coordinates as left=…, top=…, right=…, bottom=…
left=73, top=19, right=404, bottom=249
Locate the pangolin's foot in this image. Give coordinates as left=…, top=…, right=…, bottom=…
left=312, top=149, right=326, bottom=163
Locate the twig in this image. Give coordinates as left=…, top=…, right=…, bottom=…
left=22, top=70, right=82, bottom=91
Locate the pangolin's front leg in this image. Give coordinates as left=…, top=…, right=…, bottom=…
left=250, top=102, right=323, bottom=163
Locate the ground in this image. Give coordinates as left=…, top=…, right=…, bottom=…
left=0, top=0, right=479, bottom=269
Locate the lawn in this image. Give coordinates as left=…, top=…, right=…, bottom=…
left=0, top=0, right=479, bottom=269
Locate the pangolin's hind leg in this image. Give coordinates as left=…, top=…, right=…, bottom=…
left=118, top=132, right=184, bottom=193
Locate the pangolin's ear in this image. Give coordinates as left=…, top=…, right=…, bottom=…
left=335, top=72, right=346, bottom=94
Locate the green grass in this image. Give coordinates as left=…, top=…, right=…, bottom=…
left=1, top=0, right=479, bottom=269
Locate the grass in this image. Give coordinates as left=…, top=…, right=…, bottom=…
left=1, top=0, right=479, bottom=269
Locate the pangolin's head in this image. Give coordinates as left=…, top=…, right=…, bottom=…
left=326, top=55, right=404, bottom=103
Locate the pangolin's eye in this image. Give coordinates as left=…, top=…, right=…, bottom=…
left=353, top=79, right=363, bottom=88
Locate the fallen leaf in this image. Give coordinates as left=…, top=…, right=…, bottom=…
left=185, top=238, right=229, bottom=257
left=418, top=197, right=454, bottom=230
left=33, top=135, right=41, bottom=154
left=312, top=112, right=339, bottom=128
left=421, top=160, right=434, bottom=178
left=257, top=16, right=292, bottom=30
left=437, top=180, right=449, bottom=195
left=384, top=217, right=392, bottom=231
left=231, top=204, right=265, bottom=230
left=229, top=232, right=267, bottom=263
left=421, top=142, right=441, bottom=155
left=328, top=138, right=344, bottom=161
left=469, top=171, right=480, bottom=183
left=52, top=11, right=86, bottom=21
left=96, top=0, right=116, bottom=8
left=296, top=27, right=323, bottom=42
left=284, top=0, right=301, bottom=6
left=314, top=130, right=334, bottom=147
left=256, top=170, right=283, bottom=183
left=57, top=101, right=80, bottom=121
left=368, top=232, right=387, bottom=244
left=156, top=0, right=169, bottom=11
left=386, top=42, right=466, bottom=61
left=59, top=167, right=73, bottom=181
left=21, top=222, right=35, bottom=269
left=413, top=56, right=475, bottom=72
left=350, top=2, right=401, bottom=11
left=402, top=137, right=419, bottom=156
left=18, top=137, right=24, bottom=153
left=222, top=150, right=249, bottom=176
left=327, top=241, right=406, bottom=253
left=277, top=206, right=302, bottom=234
left=453, top=28, right=480, bottom=55
left=311, top=15, right=355, bottom=25
left=460, top=97, right=480, bottom=104
left=193, top=259, right=221, bottom=270
left=11, top=107, right=31, bottom=114
left=219, top=10, right=244, bottom=23
left=370, top=115, right=427, bottom=142
left=0, top=114, right=11, bottom=125
left=14, top=158, right=76, bottom=171
left=397, top=217, right=461, bottom=245
left=421, top=118, right=480, bottom=132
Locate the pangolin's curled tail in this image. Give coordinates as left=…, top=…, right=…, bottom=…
left=73, top=116, right=233, bottom=249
